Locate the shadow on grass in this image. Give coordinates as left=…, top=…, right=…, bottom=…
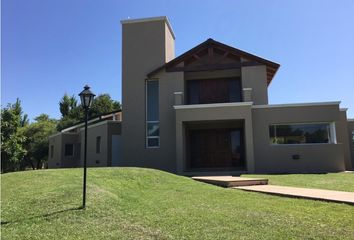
left=1, top=206, right=83, bottom=225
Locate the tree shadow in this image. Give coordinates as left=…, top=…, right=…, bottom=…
left=1, top=206, right=83, bottom=225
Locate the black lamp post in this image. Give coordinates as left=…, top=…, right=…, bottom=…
left=79, top=85, right=95, bottom=209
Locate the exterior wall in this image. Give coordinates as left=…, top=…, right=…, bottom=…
left=48, top=121, right=121, bottom=169
left=80, top=122, right=108, bottom=167
left=175, top=102, right=255, bottom=174
left=336, top=110, right=352, bottom=170
left=121, top=17, right=179, bottom=171
left=48, top=134, right=62, bottom=168
left=241, top=65, right=268, bottom=105
left=107, top=121, right=122, bottom=166
left=184, top=69, right=241, bottom=82
left=252, top=103, right=346, bottom=173
left=48, top=133, right=80, bottom=168
left=348, top=120, right=354, bottom=169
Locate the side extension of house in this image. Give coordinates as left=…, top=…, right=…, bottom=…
left=48, top=111, right=122, bottom=168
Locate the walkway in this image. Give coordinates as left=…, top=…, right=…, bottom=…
left=192, top=176, right=268, bottom=187
left=234, top=185, right=354, bottom=205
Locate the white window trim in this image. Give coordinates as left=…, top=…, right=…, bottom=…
left=146, top=79, right=160, bottom=149
left=269, top=122, right=336, bottom=146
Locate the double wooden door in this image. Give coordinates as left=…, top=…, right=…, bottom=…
left=188, top=128, right=244, bottom=170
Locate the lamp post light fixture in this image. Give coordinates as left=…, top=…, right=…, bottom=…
left=78, top=84, right=95, bottom=209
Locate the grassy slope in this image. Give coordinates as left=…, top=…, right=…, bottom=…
left=1, top=168, right=354, bottom=240
left=243, top=173, right=354, bottom=192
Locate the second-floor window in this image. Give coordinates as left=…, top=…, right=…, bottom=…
left=187, top=78, right=241, bottom=104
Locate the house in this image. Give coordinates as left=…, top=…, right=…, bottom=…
left=120, top=16, right=354, bottom=175
left=48, top=111, right=122, bottom=168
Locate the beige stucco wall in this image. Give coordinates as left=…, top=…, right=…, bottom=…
left=241, top=65, right=268, bottom=105
left=252, top=103, right=346, bottom=173
left=175, top=103, right=255, bottom=174
left=121, top=17, right=180, bottom=172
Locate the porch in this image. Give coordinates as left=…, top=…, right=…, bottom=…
left=174, top=102, right=255, bottom=175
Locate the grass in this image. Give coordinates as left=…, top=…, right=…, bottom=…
left=243, top=172, right=354, bottom=192
left=1, top=168, right=354, bottom=240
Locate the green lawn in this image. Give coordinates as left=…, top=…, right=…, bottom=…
left=2, top=168, right=354, bottom=240
left=243, top=172, right=354, bottom=192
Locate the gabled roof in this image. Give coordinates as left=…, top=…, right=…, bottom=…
left=147, top=38, right=280, bottom=85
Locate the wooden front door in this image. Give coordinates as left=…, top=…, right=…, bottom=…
left=188, top=128, right=244, bottom=170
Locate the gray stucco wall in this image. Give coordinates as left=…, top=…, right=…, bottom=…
left=48, top=121, right=121, bottom=169
left=48, top=133, right=80, bottom=168
left=348, top=120, right=354, bottom=169
left=80, top=122, right=108, bottom=167
left=252, top=103, right=346, bottom=173
left=336, top=110, right=352, bottom=170
left=121, top=17, right=179, bottom=172
left=48, top=134, right=62, bottom=168
left=175, top=103, right=255, bottom=174
left=241, top=65, right=268, bottom=105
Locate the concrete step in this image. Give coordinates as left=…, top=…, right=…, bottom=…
left=192, top=176, right=268, bottom=188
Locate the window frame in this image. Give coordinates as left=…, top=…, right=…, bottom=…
left=269, top=122, right=336, bottom=145
left=145, top=79, right=160, bottom=148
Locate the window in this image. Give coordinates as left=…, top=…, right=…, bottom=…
left=146, top=80, right=160, bottom=148
left=187, top=78, right=241, bottom=104
left=64, top=144, right=74, bottom=156
left=96, top=136, right=101, bottom=153
left=50, top=145, right=54, bottom=158
left=269, top=123, right=334, bottom=145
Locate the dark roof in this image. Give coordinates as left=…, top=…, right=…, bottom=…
left=147, top=38, right=280, bottom=85
left=61, top=110, right=121, bottom=132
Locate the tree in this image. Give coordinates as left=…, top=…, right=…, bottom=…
left=59, top=94, right=78, bottom=117
left=21, top=114, right=57, bottom=169
left=56, top=93, right=121, bottom=131
left=90, top=94, right=121, bottom=118
left=1, top=99, right=27, bottom=172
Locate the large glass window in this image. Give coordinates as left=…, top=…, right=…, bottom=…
left=269, top=123, right=334, bottom=144
left=187, top=78, right=241, bottom=104
left=146, top=80, right=159, bottom=148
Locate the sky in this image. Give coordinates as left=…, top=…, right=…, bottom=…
left=2, top=0, right=354, bottom=120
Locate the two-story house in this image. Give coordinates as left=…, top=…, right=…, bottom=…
left=120, top=16, right=354, bottom=175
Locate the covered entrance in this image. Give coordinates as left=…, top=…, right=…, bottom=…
left=185, top=121, right=245, bottom=172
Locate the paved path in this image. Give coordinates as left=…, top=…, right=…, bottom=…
left=192, top=176, right=268, bottom=187
left=234, top=185, right=354, bottom=205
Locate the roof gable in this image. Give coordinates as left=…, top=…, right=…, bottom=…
left=148, top=38, right=280, bottom=85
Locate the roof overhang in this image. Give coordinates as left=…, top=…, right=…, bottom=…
left=147, top=38, right=280, bottom=85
